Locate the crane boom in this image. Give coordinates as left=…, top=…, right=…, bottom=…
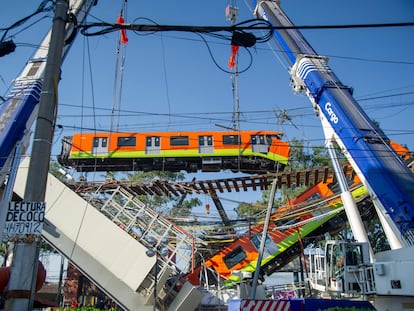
left=253, top=0, right=414, bottom=247
left=0, top=0, right=96, bottom=181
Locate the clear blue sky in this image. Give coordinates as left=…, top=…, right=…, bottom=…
left=1, top=0, right=414, bottom=217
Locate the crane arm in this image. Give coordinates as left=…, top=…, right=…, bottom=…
left=0, top=0, right=97, bottom=180
left=253, top=0, right=414, bottom=247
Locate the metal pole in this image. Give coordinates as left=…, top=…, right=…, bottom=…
left=56, top=255, right=65, bottom=306
left=5, top=1, right=69, bottom=310
left=325, top=139, right=374, bottom=261
left=297, top=228, right=312, bottom=297
left=191, top=237, right=195, bottom=273
left=250, top=176, right=278, bottom=299
left=154, top=255, right=157, bottom=311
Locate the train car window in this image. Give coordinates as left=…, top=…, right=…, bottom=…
left=223, top=246, right=247, bottom=269
left=223, top=135, right=240, bottom=145
left=328, top=182, right=340, bottom=194
left=345, top=244, right=363, bottom=266
left=170, top=136, right=189, bottom=146
left=251, top=135, right=270, bottom=153
left=328, top=176, right=353, bottom=194
left=306, top=193, right=321, bottom=202
left=251, top=135, right=267, bottom=145
left=199, top=136, right=213, bottom=146
left=117, top=137, right=136, bottom=147
left=146, top=136, right=160, bottom=147
left=259, top=136, right=265, bottom=144
left=251, top=233, right=279, bottom=258
left=265, top=135, right=273, bottom=144
left=93, top=138, right=99, bottom=148
left=269, top=133, right=281, bottom=140
left=93, top=138, right=108, bottom=148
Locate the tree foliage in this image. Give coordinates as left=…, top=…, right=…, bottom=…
left=236, top=202, right=265, bottom=218
left=235, top=139, right=331, bottom=218
left=366, top=218, right=390, bottom=252
left=167, top=197, right=202, bottom=218
left=286, top=138, right=313, bottom=170
left=122, top=170, right=201, bottom=215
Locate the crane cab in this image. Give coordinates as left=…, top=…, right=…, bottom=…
left=308, top=240, right=375, bottom=296
left=325, top=241, right=373, bottom=294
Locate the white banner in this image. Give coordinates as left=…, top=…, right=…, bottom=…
left=4, top=201, right=46, bottom=239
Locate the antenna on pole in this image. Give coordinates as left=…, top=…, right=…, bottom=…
left=226, top=2, right=240, bottom=132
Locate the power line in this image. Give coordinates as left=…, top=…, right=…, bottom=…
left=79, top=19, right=414, bottom=38
left=0, top=0, right=53, bottom=42
left=358, top=92, right=414, bottom=101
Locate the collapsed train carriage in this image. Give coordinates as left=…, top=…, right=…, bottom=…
left=183, top=174, right=369, bottom=287
left=182, top=142, right=411, bottom=288
left=58, top=130, right=290, bottom=173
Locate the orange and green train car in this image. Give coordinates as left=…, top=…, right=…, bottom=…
left=183, top=142, right=411, bottom=286
left=183, top=175, right=369, bottom=286
left=58, top=130, right=290, bottom=173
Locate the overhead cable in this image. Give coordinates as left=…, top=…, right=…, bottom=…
left=79, top=19, right=414, bottom=41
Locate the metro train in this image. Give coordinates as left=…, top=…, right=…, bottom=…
left=58, top=130, right=290, bottom=173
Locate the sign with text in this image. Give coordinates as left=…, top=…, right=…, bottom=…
left=4, top=201, right=46, bottom=240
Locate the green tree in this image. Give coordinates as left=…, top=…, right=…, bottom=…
left=235, top=138, right=331, bottom=218
left=167, top=197, right=202, bottom=218
left=286, top=138, right=312, bottom=170
left=104, top=171, right=116, bottom=181
left=123, top=170, right=201, bottom=216
left=310, top=144, right=331, bottom=167
left=236, top=202, right=266, bottom=218
left=289, top=138, right=346, bottom=169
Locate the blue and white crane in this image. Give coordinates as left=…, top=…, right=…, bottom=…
left=250, top=1, right=414, bottom=308
left=0, top=0, right=96, bottom=183
left=252, top=0, right=414, bottom=250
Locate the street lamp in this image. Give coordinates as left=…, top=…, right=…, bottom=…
left=145, top=236, right=169, bottom=311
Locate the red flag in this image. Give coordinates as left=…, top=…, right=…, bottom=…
left=117, top=15, right=128, bottom=44
left=228, top=45, right=239, bottom=69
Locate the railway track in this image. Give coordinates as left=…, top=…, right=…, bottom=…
left=66, top=164, right=358, bottom=196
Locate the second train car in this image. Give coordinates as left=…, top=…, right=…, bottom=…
left=58, top=130, right=290, bottom=173
left=183, top=143, right=411, bottom=286
left=183, top=175, right=369, bottom=287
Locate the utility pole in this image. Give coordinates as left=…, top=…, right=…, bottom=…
left=250, top=175, right=278, bottom=299
left=5, top=1, right=69, bottom=309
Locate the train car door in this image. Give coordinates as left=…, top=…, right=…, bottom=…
left=146, top=136, right=160, bottom=154
left=251, top=135, right=270, bottom=153
left=198, top=135, right=213, bottom=154
left=92, top=137, right=108, bottom=156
